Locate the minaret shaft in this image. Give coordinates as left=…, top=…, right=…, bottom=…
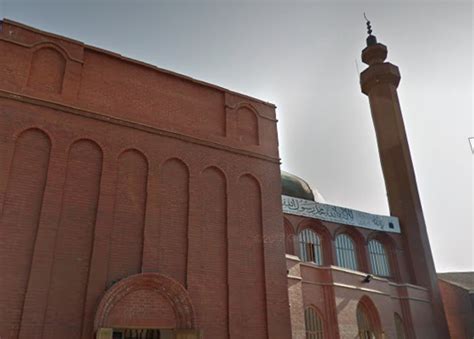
left=366, top=71, right=431, bottom=286
left=360, top=42, right=449, bottom=338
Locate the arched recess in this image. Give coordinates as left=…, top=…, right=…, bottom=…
left=297, top=220, right=333, bottom=265
left=94, top=273, right=196, bottom=331
left=235, top=174, right=267, bottom=337
left=236, top=106, right=259, bottom=145
left=334, top=226, right=368, bottom=272
left=0, top=128, right=51, bottom=338
left=357, top=296, right=383, bottom=339
left=367, top=231, right=400, bottom=281
left=27, top=46, right=66, bottom=93
left=196, top=166, right=228, bottom=338
left=283, top=217, right=295, bottom=255
left=43, top=139, right=103, bottom=338
left=108, top=149, right=148, bottom=285
left=157, top=158, right=189, bottom=287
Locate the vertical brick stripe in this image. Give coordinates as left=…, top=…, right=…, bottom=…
left=43, top=140, right=102, bottom=339
left=0, top=129, right=50, bottom=338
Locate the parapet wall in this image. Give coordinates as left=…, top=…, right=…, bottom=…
left=0, top=19, right=279, bottom=160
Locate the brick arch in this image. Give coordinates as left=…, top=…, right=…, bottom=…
left=367, top=231, right=401, bottom=281
left=30, top=41, right=74, bottom=61
left=297, top=220, right=333, bottom=265
left=94, top=273, right=196, bottom=331
left=14, top=126, right=54, bottom=142
left=117, top=148, right=150, bottom=167
left=366, top=231, right=396, bottom=249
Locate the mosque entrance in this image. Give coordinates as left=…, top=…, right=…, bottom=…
left=96, top=328, right=200, bottom=339
left=112, top=328, right=162, bottom=339
left=95, top=274, right=199, bottom=339
left=106, top=328, right=201, bottom=339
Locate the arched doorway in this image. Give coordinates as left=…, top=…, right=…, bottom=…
left=94, top=273, right=199, bottom=339
left=356, top=296, right=382, bottom=339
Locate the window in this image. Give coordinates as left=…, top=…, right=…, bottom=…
left=335, top=233, right=358, bottom=270
left=394, top=313, right=406, bottom=339
left=304, top=306, right=324, bottom=339
left=368, top=239, right=390, bottom=277
left=357, top=303, right=376, bottom=339
left=298, top=229, right=323, bottom=265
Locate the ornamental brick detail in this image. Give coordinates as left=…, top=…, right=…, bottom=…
left=94, top=273, right=196, bottom=331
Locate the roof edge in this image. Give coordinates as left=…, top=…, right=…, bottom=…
left=438, top=277, right=474, bottom=293
left=438, top=272, right=474, bottom=292
left=2, top=18, right=277, bottom=109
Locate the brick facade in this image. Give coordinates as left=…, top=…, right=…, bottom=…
left=284, top=214, right=439, bottom=338
left=0, top=19, right=291, bottom=339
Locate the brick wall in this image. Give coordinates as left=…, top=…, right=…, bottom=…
left=0, top=19, right=291, bottom=339
left=439, top=279, right=474, bottom=339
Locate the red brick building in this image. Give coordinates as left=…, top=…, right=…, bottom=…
left=0, top=19, right=289, bottom=339
left=0, top=19, right=458, bottom=339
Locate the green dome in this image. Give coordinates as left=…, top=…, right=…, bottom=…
left=281, top=171, right=315, bottom=201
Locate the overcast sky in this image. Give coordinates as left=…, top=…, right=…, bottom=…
left=1, top=0, right=472, bottom=272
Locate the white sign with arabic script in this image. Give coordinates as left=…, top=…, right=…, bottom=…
left=282, top=195, right=401, bottom=233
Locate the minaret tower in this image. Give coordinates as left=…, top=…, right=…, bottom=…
left=359, top=17, right=449, bottom=337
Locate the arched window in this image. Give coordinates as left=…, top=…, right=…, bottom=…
left=304, top=306, right=324, bottom=339
left=394, top=313, right=406, bottom=339
left=335, top=233, right=358, bottom=270
left=357, top=302, right=376, bottom=339
left=368, top=239, right=390, bottom=277
left=298, top=229, right=323, bottom=265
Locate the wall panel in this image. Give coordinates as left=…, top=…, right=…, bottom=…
left=43, top=139, right=102, bottom=339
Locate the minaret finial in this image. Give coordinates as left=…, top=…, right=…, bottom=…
left=363, top=13, right=378, bottom=46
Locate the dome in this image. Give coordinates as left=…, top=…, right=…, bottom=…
left=281, top=171, right=325, bottom=203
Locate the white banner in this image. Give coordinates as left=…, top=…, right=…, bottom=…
left=282, top=195, right=401, bottom=234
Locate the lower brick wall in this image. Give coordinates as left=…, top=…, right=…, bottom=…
left=439, top=280, right=474, bottom=339
left=0, top=98, right=291, bottom=339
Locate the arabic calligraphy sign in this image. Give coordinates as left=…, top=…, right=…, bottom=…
left=282, top=195, right=401, bottom=234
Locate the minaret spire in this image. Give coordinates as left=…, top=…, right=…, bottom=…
left=363, top=13, right=377, bottom=46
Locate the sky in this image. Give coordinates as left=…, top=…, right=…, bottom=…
left=1, top=0, right=472, bottom=272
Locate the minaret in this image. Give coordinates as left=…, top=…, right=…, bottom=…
left=359, top=17, right=449, bottom=337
